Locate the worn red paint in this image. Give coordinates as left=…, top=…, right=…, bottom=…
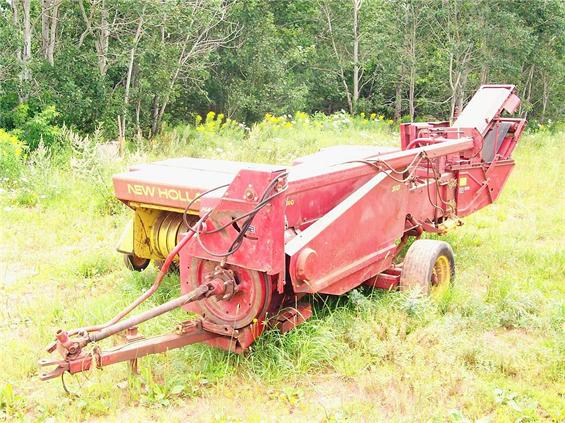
left=40, top=85, right=526, bottom=381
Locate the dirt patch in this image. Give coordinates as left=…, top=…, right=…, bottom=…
left=90, top=375, right=373, bottom=422
left=0, top=246, right=39, bottom=287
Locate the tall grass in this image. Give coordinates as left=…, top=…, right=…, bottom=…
left=0, top=119, right=563, bottom=421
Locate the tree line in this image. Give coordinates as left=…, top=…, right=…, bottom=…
left=0, top=0, right=563, bottom=143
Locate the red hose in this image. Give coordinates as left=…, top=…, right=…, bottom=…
left=70, top=218, right=205, bottom=336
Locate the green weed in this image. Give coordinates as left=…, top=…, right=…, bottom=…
left=0, top=124, right=563, bottom=421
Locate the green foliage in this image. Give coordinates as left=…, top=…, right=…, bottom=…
left=0, top=383, right=25, bottom=420
left=10, top=104, right=61, bottom=149
left=0, top=0, right=564, bottom=418
left=73, top=252, right=117, bottom=279
left=147, top=110, right=396, bottom=165
left=5, top=141, right=54, bottom=207
left=0, top=128, right=25, bottom=185
left=0, top=0, right=563, bottom=141
left=0, top=125, right=564, bottom=421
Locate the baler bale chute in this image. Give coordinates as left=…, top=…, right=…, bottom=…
left=39, top=85, right=527, bottom=381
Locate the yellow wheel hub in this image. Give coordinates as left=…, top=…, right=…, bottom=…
left=431, top=255, right=451, bottom=297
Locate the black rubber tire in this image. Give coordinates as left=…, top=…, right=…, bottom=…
left=123, top=253, right=150, bottom=272
left=400, top=239, right=455, bottom=295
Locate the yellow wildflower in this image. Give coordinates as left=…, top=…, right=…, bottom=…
left=295, top=111, right=308, bottom=120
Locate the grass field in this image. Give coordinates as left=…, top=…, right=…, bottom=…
left=1, top=120, right=564, bottom=422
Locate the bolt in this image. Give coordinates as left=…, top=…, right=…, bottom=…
left=244, top=191, right=256, bottom=201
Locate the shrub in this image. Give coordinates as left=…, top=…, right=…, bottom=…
left=7, top=142, right=54, bottom=207
left=66, top=125, right=104, bottom=179
left=11, top=104, right=61, bottom=149
left=0, top=128, right=25, bottom=186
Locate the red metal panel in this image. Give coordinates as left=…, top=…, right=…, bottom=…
left=284, top=138, right=474, bottom=228
left=284, top=174, right=374, bottom=229
left=288, top=138, right=473, bottom=191
left=406, top=178, right=449, bottom=223
left=113, top=139, right=473, bottom=215
left=364, top=268, right=401, bottom=290
left=186, top=168, right=287, bottom=274
left=113, top=158, right=285, bottom=210
left=504, top=93, right=521, bottom=114
left=455, top=161, right=515, bottom=217
left=286, top=172, right=409, bottom=294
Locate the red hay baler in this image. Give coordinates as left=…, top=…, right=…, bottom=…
left=39, top=85, right=526, bottom=381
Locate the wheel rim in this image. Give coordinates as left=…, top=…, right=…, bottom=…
left=431, top=255, right=451, bottom=297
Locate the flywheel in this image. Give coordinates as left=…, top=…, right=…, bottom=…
left=187, top=258, right=272, bottom=328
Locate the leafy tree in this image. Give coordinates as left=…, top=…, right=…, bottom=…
left=0, top=0, right=562, bottom=145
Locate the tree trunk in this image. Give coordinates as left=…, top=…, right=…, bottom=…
left=480, top=64, right=489, bottom=85
left=407, top=2, right=416, bottom=121
left=321, top=1, right=354, bottom=114
left=97, top=2, right=109, bottom=76
left=149, top=0, right=236, bottom=135
left=79, top=0, right=110, bottom=76
left=41, top=0, right=61, bottom=65
left=11, top=1, right=21, bottom=66
left=394, top=78, right=403, bottom=121
left=541, top=72, right=549, bottom=123
left=522, top=65, right=534, bottom=119
left=150, top=95, right=160, bottom=138
left=118, top=14, right=144, bottom=153
left=41, top=0, right=50, bottom=58
left=449, top=54, right=457, bottom=121
left=456, top=68, right=469, bottom=117
left=47, top=1, right=61, bottom=65
left=408, top=67, right=415, bottom=121
left=449, top=48, right=471, bottom=121
left=154, top=36, right=188, bottom=134
left=117, top=115, right=125, bottom=157
left=135, top=98, right=142, bottom=141
left=20, top=0, right=32, bottom=102
left=352, top=0, right=361, bottom=113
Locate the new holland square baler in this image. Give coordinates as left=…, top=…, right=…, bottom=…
left=39, top=85, right=526, bottom=381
